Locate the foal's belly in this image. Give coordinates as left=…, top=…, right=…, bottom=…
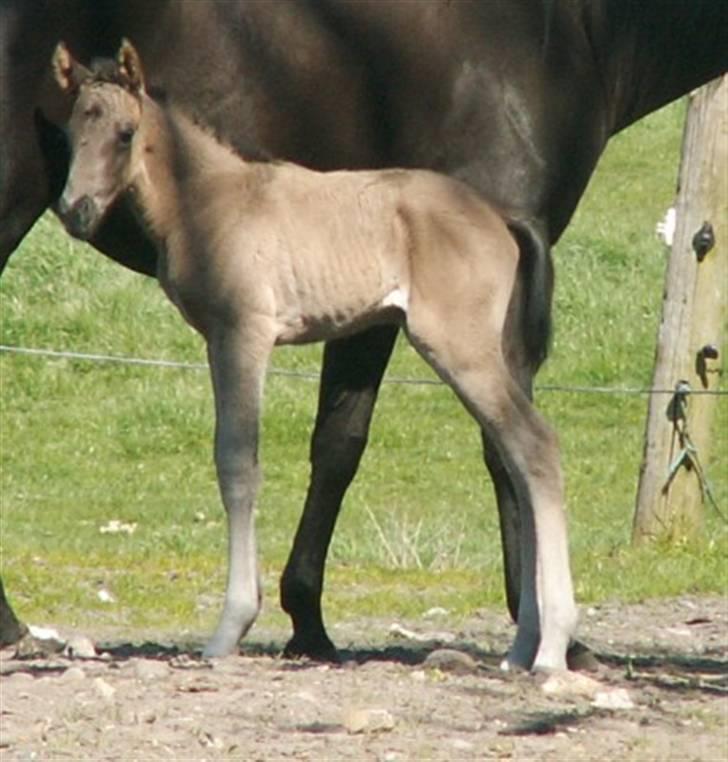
left=274, top=284, right=409, bottom=345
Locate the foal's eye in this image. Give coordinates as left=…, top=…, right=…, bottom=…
left=118, top=126, right=136, bottom=146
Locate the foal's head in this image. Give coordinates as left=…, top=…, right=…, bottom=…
left=53, top=40, right=148, bottom=240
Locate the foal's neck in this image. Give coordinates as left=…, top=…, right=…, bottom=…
left=131, top=96, right=245, bottom=246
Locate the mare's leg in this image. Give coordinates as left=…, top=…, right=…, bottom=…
left=0, top=120, right=154, bottom=650
left=0, top=111, right=66, bottom=645
left=281, top=325, right=398, bottom=658
left=0, top=115, right=61, bottom=275
left=484, top=421, right=524, bottom=624
left=0, top=577, right=27, bottom=647
left=203, top=328, right=273, bottom=658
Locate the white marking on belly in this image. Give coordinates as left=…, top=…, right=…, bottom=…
left=380, top=286, right=409, bottom=313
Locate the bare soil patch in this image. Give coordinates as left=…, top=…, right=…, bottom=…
left=1, top=596, right=725, bottom=760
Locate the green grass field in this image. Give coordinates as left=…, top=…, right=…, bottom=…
left=1, top=100, right=726, bottom=643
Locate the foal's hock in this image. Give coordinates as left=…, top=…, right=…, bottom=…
left=54, top=39, right=577, bottom=671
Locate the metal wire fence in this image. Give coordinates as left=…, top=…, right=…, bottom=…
left=1, top=343, right=726, bottom=396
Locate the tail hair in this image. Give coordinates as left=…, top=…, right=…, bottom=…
left=506, top=218, right=554, bottom=372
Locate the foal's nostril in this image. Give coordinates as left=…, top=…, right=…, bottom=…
left=76, top=196, right=94, bottom=225
left=59, top=195, right=98, bottom=241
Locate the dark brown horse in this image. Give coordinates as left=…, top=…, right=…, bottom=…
left=1, top=0, right=726, bottom=658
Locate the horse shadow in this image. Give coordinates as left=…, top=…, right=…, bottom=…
left=95, top=634, right=727, bottom=693
left=5, top=630, right=724, bottom=705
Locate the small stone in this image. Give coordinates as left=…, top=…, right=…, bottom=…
left=292, top=690, right=317, bottom=703
left=541, top=671, right=603, bottom=699
left=133, top=659, right=170, bottom=681
left=59, top=666, right=86, bottom=682
left=139, top=710, right=158, bottom=724
left=198, top=730, right=224, bottom=749
left=28, top=625, right=62, bottom=641
left=94, top=677, right=116, bottom=700
left=592, top=688, right=634, bottom=710
left=97, top=589, right=115, bottom=603
left=423, top=607, right=449, bottom=619
left=343, top=707, right=395, bottom=734
left=65, top=635, right=97, bottom=659
left=388, top=622, right=455, bottom=643
left=388, top=623, right=426, bottom=641
left=424, top=649, right=479, bottom=675
left=14, top=632, right=65, bottom=658
left=6, top=671, right=34, bottom=683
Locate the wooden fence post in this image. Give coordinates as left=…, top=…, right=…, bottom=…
left=633, top=76, right=727, bottom=544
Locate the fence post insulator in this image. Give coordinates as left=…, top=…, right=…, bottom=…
left=692, top=221, right=715, bottom=262
left=695, top=344, right=720, bottom=388
left=666, top=380, right=691, bottom=423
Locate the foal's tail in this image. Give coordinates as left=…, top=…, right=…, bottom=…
left=506, top=218, right=554, bottom=374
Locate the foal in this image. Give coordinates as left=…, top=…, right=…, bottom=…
left=53, top=40, right=577, bottom=671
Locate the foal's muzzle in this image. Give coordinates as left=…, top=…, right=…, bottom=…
left=57, top=195, right=100, bottom=241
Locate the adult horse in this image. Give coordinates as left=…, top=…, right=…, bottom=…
left=1, top=0, right=726, bottom=659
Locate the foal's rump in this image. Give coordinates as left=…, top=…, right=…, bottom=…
left=397, top=170, right=520, bottom=338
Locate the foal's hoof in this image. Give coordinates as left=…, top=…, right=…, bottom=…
left=566, top=639, right=600, bottom=672
left=283, top=633, right=340, bottom=663
left=202, top=631, right=242, bottom=659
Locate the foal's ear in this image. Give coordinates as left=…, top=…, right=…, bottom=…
left=117, top=38, right=146, bottom=95
left=52, top=41, right=90, bottom=94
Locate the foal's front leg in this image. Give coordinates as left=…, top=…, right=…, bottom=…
left=203, top=329, right=272, bottom=658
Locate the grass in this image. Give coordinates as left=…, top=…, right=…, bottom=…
left=1, top=99, right=726, bottom=643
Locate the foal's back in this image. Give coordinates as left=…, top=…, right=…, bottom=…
left=204, top=159, right=519, bottom=346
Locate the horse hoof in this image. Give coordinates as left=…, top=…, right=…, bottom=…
left=283, top=634, right=339, bottom=662
left=0, top=617, right=28, bottom=648
left=202, top=632, right=241, bottom=659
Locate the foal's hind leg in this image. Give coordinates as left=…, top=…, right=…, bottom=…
left=488, top=386, right=577, bottom=671
left=203, top=327, right=273, bottom=658
left=406, top=320, right=576, bottom=670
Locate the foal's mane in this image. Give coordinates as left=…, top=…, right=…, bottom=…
left=87, top=57, right=142, bottom=93
left=86, top=57, right=272, bottom=163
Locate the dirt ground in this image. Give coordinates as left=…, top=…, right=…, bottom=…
left=1, top=595, right=725, bottom=761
